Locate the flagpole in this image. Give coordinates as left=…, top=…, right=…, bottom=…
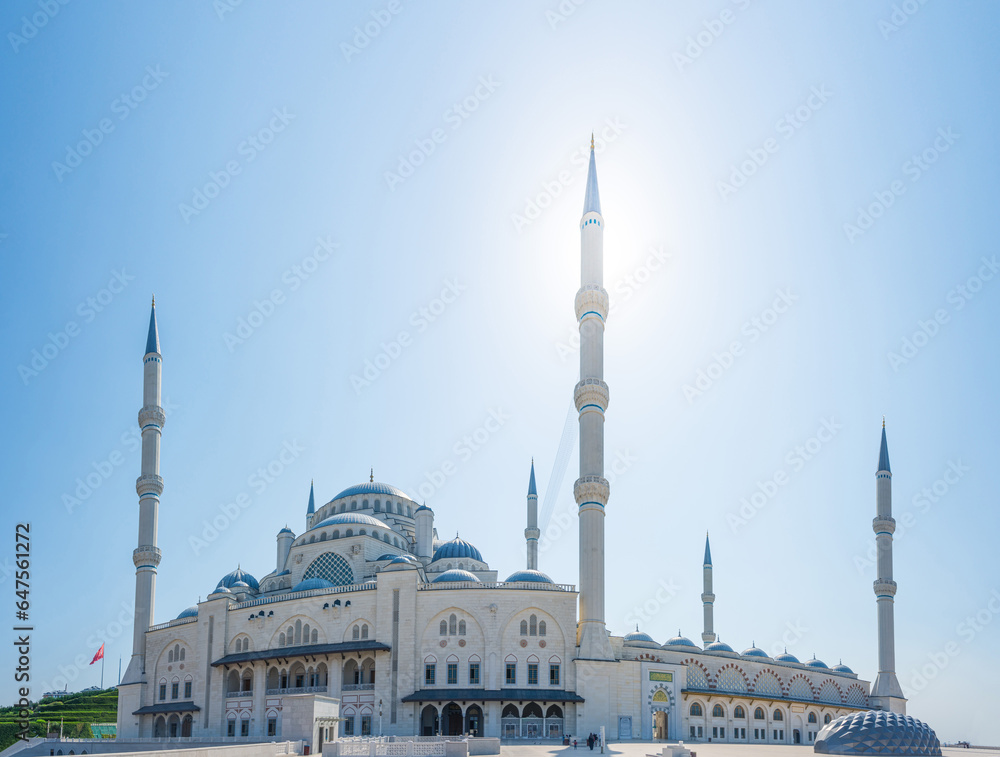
left=101, top=653, right=105, bottom=689
left=118, top=657, right=122, bottom=686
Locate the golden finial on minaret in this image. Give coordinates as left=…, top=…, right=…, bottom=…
left=883, top=416, right=886, bottom=429
left=590, top=132, right=594, bottom=150
left=370, top=468, right=374, bottom=483
left=151, top=294, right=155, bottom=306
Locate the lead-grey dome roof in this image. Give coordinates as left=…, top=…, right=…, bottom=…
left=815, top=711, right=941, bottom=755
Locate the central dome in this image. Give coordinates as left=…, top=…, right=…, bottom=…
left=432, top=536, right=483, bottom=563
left=216, top=567, right=259, bottom=592
left=330, top=481, right=412, bottom=502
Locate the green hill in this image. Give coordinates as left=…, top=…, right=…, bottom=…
left=0, top=689, right=118, bottom=751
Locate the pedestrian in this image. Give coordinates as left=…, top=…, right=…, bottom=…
left=573, top=739, right=578, bottom=749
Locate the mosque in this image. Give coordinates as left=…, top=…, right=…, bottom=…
left=116, top=141, right=908, bottom=749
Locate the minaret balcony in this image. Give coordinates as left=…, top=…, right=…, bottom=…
left=138, top=405, right=166, bottom=429
left=136, top=474, right=164, bottom=497
left=574, top=379, right=609, bottom=413
left=133, top=545, right=162, bottom=568
left=873, top=516, right=896, bottom=534
left=574, top=475, right=610, bottom=506
left=873, top=579, right=897, bottom=597
left=575, top=285, right=609, bottom=322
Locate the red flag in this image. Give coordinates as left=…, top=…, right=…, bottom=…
left=90, top=644, right=105, bottom=665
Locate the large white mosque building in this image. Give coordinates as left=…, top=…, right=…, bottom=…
left=116, top=141, right=908, bottom=750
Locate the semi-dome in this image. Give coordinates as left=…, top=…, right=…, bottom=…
left=832, top=662, right=854, bottom=674
left=704, top=641, right=739, bottom=656
left=311, top=512, right=391, bottom=531
left=431, top=569, right=481, bottom=584
left=805, top=656, right=829, bottom=669
left=432, top=536, right=483, bottom=563
left=176, top=606, right=198, bottom=619
left=505, top=569, right=554, bottom=584
left=293, top=577, right=334, bottom=592
left=775, top=651, right=801, bottom=663
left=663, top=635, right=700, bottom=650
left=217, top=567, right=259, bottom=592
left=742, top=646, right=770, bottom=658
left=815, top=711, right=941, bottom=756
left=330, top=481, right=412, bottom=502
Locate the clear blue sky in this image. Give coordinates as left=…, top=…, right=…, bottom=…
left=1, top=0, right=997, bottom=743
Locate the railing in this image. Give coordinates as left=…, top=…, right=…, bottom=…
left=418, top=581, right=574, bottom=592
left=148, top=616, right=198, bottom=632
left=342, top=683, right=375, bottom=691
left=230, top=582, right=376, bottom=610
left=265, top=685, right=328, bottom=695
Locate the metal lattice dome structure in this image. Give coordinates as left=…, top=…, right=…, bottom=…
left=814, top=711, right=942, bottom=755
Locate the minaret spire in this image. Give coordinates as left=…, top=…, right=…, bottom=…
left=702, top=531, right=716, bottom=645
left=119, top=301, right=166, bottom=734
left=525, top=459, right=540, bottom=570
left=574, top=136, right=613, bottom=660
left=306, top=480, right=316, bottom=529
left=871, top=420, right=906, bottom=713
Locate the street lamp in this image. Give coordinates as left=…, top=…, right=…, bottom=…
left=379, top=699, right=383, bottom=737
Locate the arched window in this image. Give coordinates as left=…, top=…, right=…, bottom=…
left=449, top=614, right=457, bottom=635
left=332, top=530, right=340, bottom=539
left=286, top=626, right=294, bottom=646
left=374, top=500, right=381, bottom=512
left=539, top=621, right=547, bottom=636
left=352, top=625, right=360, bottom=640
left=383, top=533, right=391, bottom=543
left=690, top=703, right=702, bottom=716
left=458, top=620, right=466, bottom=635
left=440, top=620, right=448, bottom=636
left=362, top=499, right=369, bottom=509
left=808, top=712, right=817, bottom=724
left=311, top=629, right=318, bottom=643
left=713, top=704, right=724, bottom=717
left=529, top=614, right=537, bottom=636
left=754, top=707, right=765, bottom=720
left=303, top=624, right=310, bottom=644
left=734, top=705, right=745, bottom=719
left=824, top=714, right=832, bottom=724
left=295, top=620, right=302, bottom=645
left=361, top=624, right=369, bottom=639
left=385, top=502, right=393, bottom=514
left=360, top=529, right=367, bottom=536
left=351, top=501, right=357, bottom=511
left=168, top=650, right=173, bottom=663
left=279, top=633, right=285, bottom=646
left=520, top=620, right=528, bottom=636
left=346, top=529, right=353, bottom=537
left=773, top=709, right=783, bottom=721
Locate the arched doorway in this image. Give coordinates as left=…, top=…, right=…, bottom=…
left=465, top=705, right=483, bottom=737
left=153, top=717, right=166, bottom=738
left=442, top=703, right=463, bottom=736
left=794, top=730, right=801, bottom=744
left=501, top=704, right=519, bottom=739
left=654, top=710, right=668, bottom=740
left=420, top=705, right=438, bottom=736
left=181, top=715, right=192, bottom=737
left=167, top=714, right=180, bottom=737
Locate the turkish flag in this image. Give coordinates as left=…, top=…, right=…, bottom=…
left=90, top=644, right=105, bottom=665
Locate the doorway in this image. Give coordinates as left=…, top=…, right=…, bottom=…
left=794, top=730, right=801, bottom=744
left=653, top=710, right=668, bottom=740
left=443, top=703, right=463, bottom=736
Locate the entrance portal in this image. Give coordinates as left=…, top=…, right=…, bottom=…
left=443, top=703, right=463, bottom=736
left=794, top=730, right=801, bottom=744
left=653, top=710, right=668, bottom=740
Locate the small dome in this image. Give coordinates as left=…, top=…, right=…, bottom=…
left=415, top=504, right=432, bottom=513
left=775, top=651, right=801, bottom=663
left=210, top=585, right=232, bottom=595
left=624, top=629, right=660, bottom=648
left=232, top=580, right=250, bottom=589
left=704, top=641, right=739, bottom=656
left=505, top=569, right=554, bottom=584
left=311, top=512, right=391, bottom=531
left=376, top=553, right=398, bottom=561
left=385, top=556, right=418, bottom=571
left=431, top=569, right=481, bottom=584
left=806, top=656, right=829, bottom=669
left=293, top=577, right=335, bottom=592
left=832, top=663, right=855, bottom=674
left=217, top=567, right=259, bottom=592
left=278, top=527, right=293, bottom=535
left=742, top=646, right=770, bottom=659
left=433, top=536, right=483, bottom=563
left=330, top=481, right=412, bottom=502
left=663, top=636, right=701, bottom=650
left=176, top=606, right=198, bottom=619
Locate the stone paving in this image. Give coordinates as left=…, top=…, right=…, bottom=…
left=496, top=743, right=1000, bottom=757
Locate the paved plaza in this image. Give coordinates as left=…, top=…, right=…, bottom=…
left=496, top=744, right=1000, bottom=757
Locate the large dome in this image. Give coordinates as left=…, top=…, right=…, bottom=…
left=329, top=481, right=412, bottom=502
left=815, top=711, right=941, bottom=756
left=311, top=512, right=391, bottom=531
left=433, top=536, right=483, bottom=563
left=216, top=567, right=259, bottom=592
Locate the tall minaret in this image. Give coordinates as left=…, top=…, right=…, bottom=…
left=306, top=480, right=316, bottom=530
left=701, top=532, right=717, bottom=645
left=870, top=420, right=906, bottom=713
left=121, top=299, right=165, bottom=691
left=574, top=136, right=614, bottom=660
left=525, top=460, right=540, bottom=570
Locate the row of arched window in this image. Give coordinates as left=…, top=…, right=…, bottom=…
left=306, top=529, right=404, bottom=548
left=352, top=623, right=370, bottom=640
left=689, top=702, right=833, bottom=724
left=158, top=674, right=193, bottom=701
left=333, top=499, right=413, bottom=517
left=166, top=644, right=186, bottom=662
left=519, top=614, right=547, bottom=636
left=279, top=620, right=319, bottom=647
left=440, top=614, right=467, bottom=636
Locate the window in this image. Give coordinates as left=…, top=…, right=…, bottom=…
left=425, top=663, right=436, bottom=685
left=344, top=717, right=354, bottom=736
left=713, top=727, right=718, bottom=738
left=241, top=719, right=249, bottom=737
left=754, top=707, right=765, bottom=720
left=697, top=726, right=703, bottom=738
left=538, top=621, right=546, bottom=636
left=447, top=663, right=458, bottom=685
left=720, top=728, right=725, bottom=738
left=353, top=625, right=360, bottom=640
left=311, top=629, right=318, bottom=643
left=267, top=718, right=276, bottom=737
left=549, top=664, right=560, bottom=685
left=184, top=681, right=192, bottom=698
left=520, top=620, right=528, bottom=635
left=449, top=615, right=457, bottom=635
left=159, top=683, right=166, bottom=701
left=690, top=727, right=696, bottom=739
left=458, top=620, right=466, bottom=635
left=227, top=721, right=236, bottom=737
left=808, top=713, right=817, bottom=724
left=440, top=620, right=447, bottom=636
left=361, top=715, right=372, bottom=736
left=528, top=663, right=538, bottom=685
left=505, top=663, right=516, bottom=684
left=713, top=704, right=724, bottom=717
left=734, top=706, right=745, bottom=719
left=690, top=703, right=702, bottom=716
left=529, top=614, right=537, bottom=636
left=469, top=662, right=480, bottom=684
left=773, top=709, right=783, bottom=721
left=361, top=624, right=369, bottom=639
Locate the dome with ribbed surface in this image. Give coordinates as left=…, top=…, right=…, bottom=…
left=293, top=577, right=334, bottom=592
left=432, top=536, right=483, bottom=563
left=664, top=636, right=700, bottom=650
left=624, top=630, right=660, bottom=648
left=330, top=481, right=412, bottom=502
left=832, top=663, right=854, bottom=674
left=815, top=711, right=941, bottom=755
left=742, top=646, right=770, bottom=658
left=806, top=656, right=829, bottom=669
left=176, top=606, right=198, bottom=619
left=216, top=567, right=259, bottom=592
left=385, top=556, right=418, bottom=571
left=311, top=512, right=391, bottom=531
left=704, top=641, right=739, bottom=656
left=431, top=569, right=481, bottom=584
left=775, top=651, right=801, bottom=663
left=505, top=569, right=554, bottom=584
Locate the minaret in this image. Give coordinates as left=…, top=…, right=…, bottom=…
left=305, top=479, right=316, bottom=530
left=121, top=300, right=165, bottom=691
left=701, top=532, right=717, bottom=645
left=525, top=460, right=540, bottom=570
left=870, top=420, right=906, bottom=713
left=574, top=136, right=614, bottom=660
